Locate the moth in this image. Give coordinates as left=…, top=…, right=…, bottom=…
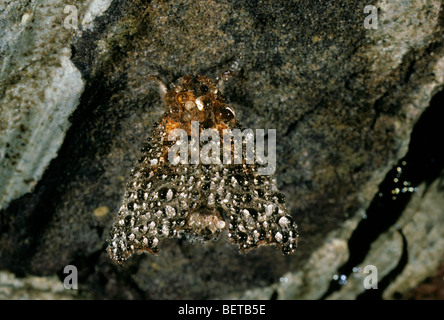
left=107, top=74, right=298, bottom=264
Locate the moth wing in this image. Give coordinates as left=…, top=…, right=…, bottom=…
left=218, top=121, right=298, bottom=255
left=107, top=119, right=190, bottom=264
left=220, top=162, right=298, bottom=255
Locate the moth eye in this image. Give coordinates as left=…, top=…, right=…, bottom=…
left=217, top=104, right=235, bottom=122
left=200, top=84, right=208, bottom=93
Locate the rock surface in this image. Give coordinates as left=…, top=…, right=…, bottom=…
left=1, top=0, right=443, bottom=299
left=0, top=270, right=75, bottom=299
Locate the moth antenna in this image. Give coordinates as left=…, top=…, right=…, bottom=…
left=147, top=75, right=168, bottom=98
left=216, top=70, right=234, bottom=89
left=216, top=60, right=240, bottom=89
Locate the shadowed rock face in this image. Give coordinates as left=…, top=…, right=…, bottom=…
left=1, top=0, right=444, bottom=299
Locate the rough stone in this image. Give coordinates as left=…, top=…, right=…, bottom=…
left=1, top=0, right=444, bottom=299
left=0, top=270, right=76, bottom=299
left=0, top=0, right=114, bottom=209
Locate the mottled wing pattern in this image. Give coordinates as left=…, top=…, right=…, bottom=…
left=108, top=117, right=227, bottom=264
left=220, top=122, right=298, bottom=255
left=107, top=74, right=298, bottom=264
left=108, top=119, right=169, bottom=263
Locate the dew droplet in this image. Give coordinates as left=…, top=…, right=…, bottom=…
left=166, top=189, right=174, bottom=201
left=278, top=216, right=290, bottom=228
left=185, top=100, right=196, bottom=110
left=165, top=205, right=176, bottom=218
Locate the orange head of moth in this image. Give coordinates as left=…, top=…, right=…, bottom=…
left=160, top=75, right=237, bottom=136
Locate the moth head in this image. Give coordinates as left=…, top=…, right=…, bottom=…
left=163, top=74, right=236, bottom=127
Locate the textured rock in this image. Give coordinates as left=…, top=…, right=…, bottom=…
left=403, top=260, right=444, bottom=300
left=0, top=270, right=75, bottom=299
left=0, top=0, right=116, bottom=209
left=1, top=0, right=444, bottom=299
